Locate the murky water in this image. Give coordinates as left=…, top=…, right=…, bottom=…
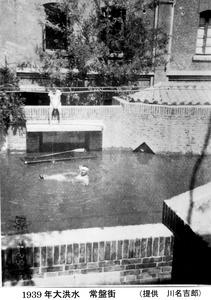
left=1, top=151, right=211, bottom=235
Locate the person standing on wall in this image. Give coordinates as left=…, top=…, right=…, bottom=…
left=48, top=88, right=62, bottom=124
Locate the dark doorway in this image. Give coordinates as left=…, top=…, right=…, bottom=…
left=26, top=131, right=102, bottom=153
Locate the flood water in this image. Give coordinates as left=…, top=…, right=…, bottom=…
left=1, top=151, right=211, bottom=235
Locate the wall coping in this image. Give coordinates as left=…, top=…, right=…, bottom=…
left=167, top=71, right=211, bottom=76
left=164, top=181, right=211, bottom=238
left=192, top=55, right=211, bottom=62
left=113, top=96, right=211, bottom=110
left=1, top=223, right=172, bottom=249
left=26, top=122, right=105, bottom=132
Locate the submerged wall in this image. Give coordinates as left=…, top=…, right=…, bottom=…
left=121, top=101, right=211, bottom=154
left=1, top=224, right=173, bottom=286
left=4, top=101, right=211, bottom=154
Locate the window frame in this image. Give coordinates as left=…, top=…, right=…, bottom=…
left=195, top=10, right=211, bottom=56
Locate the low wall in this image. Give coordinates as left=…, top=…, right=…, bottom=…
left=4, top=100, right=211, bottom=154
left=162, top=182, right=211, bottom=284
left=1, top=224, right=174, bottom=286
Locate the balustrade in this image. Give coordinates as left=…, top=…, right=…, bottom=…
left=24, top=105, right=122, bottom=123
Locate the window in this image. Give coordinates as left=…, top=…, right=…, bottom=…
left=196, top=10, right=211, bottom=55
left=43, top=3, right=67, bottom=50
left=99, top=5, right=126, bottom=56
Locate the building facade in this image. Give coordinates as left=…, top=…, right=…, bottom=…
left=1, top=0, right=211, bottom=85
left=165, top=0, right=211, bottom=82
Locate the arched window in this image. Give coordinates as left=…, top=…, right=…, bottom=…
left=196, top=10, right=211, bottom=55
left=43, top=3, right=67, bottom=50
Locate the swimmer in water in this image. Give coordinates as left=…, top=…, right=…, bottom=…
left=39, top=165, right=89, bottom=186
left=75, top=165, right=89, bottom=186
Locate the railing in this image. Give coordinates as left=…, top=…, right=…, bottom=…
left=24, top=105, right=123, bottom=122
left=25, top=106, right=49, bottom=120
left=24, top=100, right=211, bottom=124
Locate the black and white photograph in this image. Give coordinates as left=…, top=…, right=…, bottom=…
left=1, top=0, right=211, bottom=293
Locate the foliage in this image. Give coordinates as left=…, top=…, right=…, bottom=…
left=0, top=67, right=26, bottom=131
left=35, top=0, right=168, bottom=87
left=65, top=92, right=101, bottom=105
left=0, top=66, right=19, bottom=89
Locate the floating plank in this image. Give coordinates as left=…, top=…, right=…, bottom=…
left=24, top=148, right=86, bottom=160
left=22, top=155, right=97, bottom=165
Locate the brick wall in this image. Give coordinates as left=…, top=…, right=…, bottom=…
left=5, top=102, right=211, bottom=154
left=1, top=224, right=174, bottom=285
left=121, top=102, right=211, bottom=154
left=169, top=0, right=211, bottom=72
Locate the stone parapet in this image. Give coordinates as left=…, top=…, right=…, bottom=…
left=2, top=224, right=173, bottom=285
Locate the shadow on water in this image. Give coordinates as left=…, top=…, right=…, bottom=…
left=133, top=153, right=155, bottom=165
left=188, top=113, right=211, bottom=225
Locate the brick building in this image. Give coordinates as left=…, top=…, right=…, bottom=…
left=166, top=0, right=211, bottom=82
left=149, top=0, right=211, bottom=83
left=1, top=0, right=210, bottom=85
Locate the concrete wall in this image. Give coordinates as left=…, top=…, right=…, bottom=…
left=163, top=182, right=211, bottom=284
left=5, top=101, right=211, bottom=154
left=1, top=224, right=174, bottom=285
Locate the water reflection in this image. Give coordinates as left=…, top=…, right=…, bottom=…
left=133, top=153, right=154, bottom=165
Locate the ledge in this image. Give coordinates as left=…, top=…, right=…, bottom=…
left=17, top=69, right=154, bottom=82
left=192, top=55, right=211, bottom=62
left=167, top=70, right=211, bottom=76
left=1, top=223, right=172, bottom=249
left=26, top=122, right=105, bottom=132
left=163, top=181, right=211, bottom=247
left=167, top=70, right=211, bottom=81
